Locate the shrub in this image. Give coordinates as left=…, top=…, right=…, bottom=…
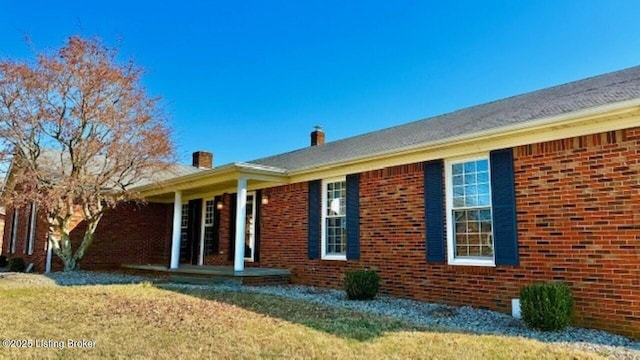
left=8, top=258, right=25, bottom=273
left=0, top=255, right=7, bottom=267
left=344, top=269, right=380, bottom=300
left=520, top=282, right=573, bottom=331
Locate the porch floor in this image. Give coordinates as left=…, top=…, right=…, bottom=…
left=121, top=264, right=291, bottom=285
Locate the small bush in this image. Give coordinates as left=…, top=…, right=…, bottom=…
left=344, top=269, right=380, bottom=300
left=8, top=257, right=25, bottom=272
left=0, top=255, right=7, bottom=267
left=520, top=282, right=573, bottom=331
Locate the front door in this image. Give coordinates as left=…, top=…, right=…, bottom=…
left=179, top=199, right=202, bottom=265
left=244, top=192, right=256, bottom=262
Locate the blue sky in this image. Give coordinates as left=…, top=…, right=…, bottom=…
left=2, top=1, right=640, bottom=166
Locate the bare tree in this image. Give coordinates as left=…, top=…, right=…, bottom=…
left=0, top=36, right=174, bottom=271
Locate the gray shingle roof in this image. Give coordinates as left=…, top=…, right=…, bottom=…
left=251, top=66, right=640, bottom=172
left=34, top=148, right=203, bottom=188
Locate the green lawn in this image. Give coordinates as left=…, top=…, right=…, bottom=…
left=0, top=278, right=602, bottom=359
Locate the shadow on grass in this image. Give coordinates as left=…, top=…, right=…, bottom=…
left=158, top=285, right=437, bottom=342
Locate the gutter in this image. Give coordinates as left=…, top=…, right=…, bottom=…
left=288, top=98, right=640, bottom=176
left=132, top=162, right=288, bottom=194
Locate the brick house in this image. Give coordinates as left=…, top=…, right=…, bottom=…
left=3, top=66, right=640, bottom=338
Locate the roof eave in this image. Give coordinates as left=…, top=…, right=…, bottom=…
left=133, top=162, right=288, bottom=197
left=288, top=98, right=640, bottom=178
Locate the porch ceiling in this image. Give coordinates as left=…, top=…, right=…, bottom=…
left=136, top=162, right=289, bottom=203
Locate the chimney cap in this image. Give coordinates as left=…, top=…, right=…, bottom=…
left=311, top=125, right=325, bottom=146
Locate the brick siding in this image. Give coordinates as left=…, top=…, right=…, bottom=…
left=254, top=127, right=640, bottom=339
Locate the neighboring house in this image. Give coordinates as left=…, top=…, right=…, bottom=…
left=3, top=66, right=640, bottom=339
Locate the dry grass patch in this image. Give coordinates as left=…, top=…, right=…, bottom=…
left=0, top=280, right=602, bottom=359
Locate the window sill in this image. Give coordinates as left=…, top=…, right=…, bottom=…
left=448, top=258, right=495, bottom=267
left=321, top=254, right=347, bottom=261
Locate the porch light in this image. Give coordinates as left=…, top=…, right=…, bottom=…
left=216, top=200, right=224, bottom=210
left=261, top=195, right=269, bottom=205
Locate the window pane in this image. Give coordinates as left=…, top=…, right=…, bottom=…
left=477, top=160, right=488, bottom=172
left=464, top=161, right=476, bottom=173
left=205, top=200, right=214, bottom=225
left=453, top=208, right=493, bottom=259
left=181, top=204, right=189, bottom=228
left=325, top=181, right=347, bottom=257
left=452, top=163, right=463, bottom=175
left=477, top=171, right=489, bottom=183
left=464, top=173, right=476, bottom=184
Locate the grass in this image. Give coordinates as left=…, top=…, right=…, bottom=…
left=0, top=277, right=604, bottom=359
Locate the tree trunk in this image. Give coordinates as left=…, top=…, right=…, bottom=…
left=48, top=230, right=76, bottom=272
left=47, top=215, right=102, bottom=272
left=72, top=216, right=101, bottom=269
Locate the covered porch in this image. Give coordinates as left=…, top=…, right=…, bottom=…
left=135, top=162, right=290, bottom=273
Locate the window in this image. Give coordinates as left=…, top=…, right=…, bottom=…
left=26, top=203, right=37, bottom=255
left=202, top=199, right=215, bottom=256
left=446, top=157, right=494, bottom=266
left=180, top=203, right=188, bottom=245
left=9, top=209, right=18, bottom=254
left=321, top=178, right=347, bottom=260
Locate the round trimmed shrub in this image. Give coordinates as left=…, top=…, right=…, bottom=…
left=8, top=257, right=25, bottom=272
left=0, top=255, right=7, bottom=267
left=344, top=269, right=380, bottom=300
left=520, top=281, right=573, bottom=331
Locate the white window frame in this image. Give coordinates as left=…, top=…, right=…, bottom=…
left=26, top=203, right=37, bottom=255
left=9, top=209, right=18, bottom=254
left=321, top=177, right=347, bottom=261
left=445, top=155, right=495, bottom=267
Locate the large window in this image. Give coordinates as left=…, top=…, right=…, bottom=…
left=322, top=178, right=347, bottom=260
left=446, top=157, right=494, bottom=266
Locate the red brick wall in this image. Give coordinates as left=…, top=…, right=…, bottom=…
left=69, top=202, right=173, bottom=270
left=253, top=127, right=640, bottom=339
left=2, top=205, right=50, bottom=272
left=2, top=202, right=172, bottom=272
left=513, top=128, right=640, bottom=338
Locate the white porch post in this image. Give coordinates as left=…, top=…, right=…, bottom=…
left=234, top=177, right=247, bottom=272
left=170, top=191, right=183, bottom=269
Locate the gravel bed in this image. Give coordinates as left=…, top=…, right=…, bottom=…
left=0, top=271, right=150, bottom=286
left=163, top=282, right=640, bottom=359
left=2, top=271, right=638, bottom=359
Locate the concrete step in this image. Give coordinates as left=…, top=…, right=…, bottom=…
left=168, top=275, right=242, bottom=286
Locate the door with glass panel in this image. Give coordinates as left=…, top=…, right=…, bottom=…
left=244, top=192, right=256, bottom=262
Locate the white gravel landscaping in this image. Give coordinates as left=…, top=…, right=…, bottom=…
left=165, top=282, right=640, bottom=360
left=2, top=271, right=639, bottom=359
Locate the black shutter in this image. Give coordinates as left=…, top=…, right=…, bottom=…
left=490, top=149, right=519, bottom=265
left=307, top=180, right=321, bottom=259
left=228, top=193, right=237, bottom=261
left=212, top=195, right=222, bottom=253
left=424, top=160, right=445, bottom=263
left=254, top=190, right=262, bottom=262
left=346, top=174, right=360, bottom=260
